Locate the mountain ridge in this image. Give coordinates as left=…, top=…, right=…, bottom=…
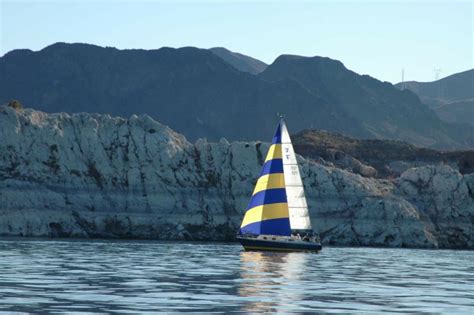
left=395, top=69, right=474, bottom=126
left=1, top=42, right=472, bottom=149
left=260, top=55, right=473, bottom=149
left=210, top=47, right=267, bottom=74
left=398, top=69, right=474, bottom=103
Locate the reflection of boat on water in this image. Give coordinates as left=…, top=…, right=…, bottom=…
left=237, top=118, right=322, bottom=252
left=238, top=251, right=309, bottom=312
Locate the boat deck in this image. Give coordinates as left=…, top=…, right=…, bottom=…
left=237, top=234, right=322, bottom=252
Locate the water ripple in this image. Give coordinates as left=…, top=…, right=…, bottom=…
left=0, top=239, right=473, bottom=313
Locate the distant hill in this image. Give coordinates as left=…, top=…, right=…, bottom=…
left=395, top=69, right=474, bottom=126
left=433, top=99, right=474, bottom=126
left=210, top=47, right=267, bottom=74
left=0, top=42, right=472, bottom=149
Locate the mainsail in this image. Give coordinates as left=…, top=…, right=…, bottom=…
left=239, top=119, right=312, bottom=236
left=280, top=120, right=312, bottom=231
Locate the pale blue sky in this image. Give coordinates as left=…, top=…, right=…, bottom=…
left=1, top=0, right=472, bottom=83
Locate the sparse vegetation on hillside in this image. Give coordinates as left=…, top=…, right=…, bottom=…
left=7, top=99, right=23, bottom=110
left=294, top=129, right=474, bottom=178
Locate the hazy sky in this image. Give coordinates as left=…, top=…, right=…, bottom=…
left=1, top=0, right=472, bottom=83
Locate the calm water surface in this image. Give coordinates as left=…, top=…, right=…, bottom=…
left=0, top=239, right=473, bottom=313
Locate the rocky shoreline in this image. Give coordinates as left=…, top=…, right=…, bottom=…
left=1, top=105, right=473, bottom=249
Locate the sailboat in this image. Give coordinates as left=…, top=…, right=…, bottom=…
left=237, top=118, right=322, bottom=252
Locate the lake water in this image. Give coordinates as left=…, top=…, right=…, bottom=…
left=0, top=239, right=473, bottom=313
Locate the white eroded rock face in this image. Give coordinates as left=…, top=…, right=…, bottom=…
left=0, top=106, right=472, bottom=248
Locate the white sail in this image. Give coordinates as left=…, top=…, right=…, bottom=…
left=280, top=120, right=312, bottom=231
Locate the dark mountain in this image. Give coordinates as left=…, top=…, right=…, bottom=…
left=0, top=43, right=472, bottom=148
left=260, top=55, right=473, bottom=149
left=210, top=47, right=267, bottom=74
left=395, top=69, right=474, bottom=126
left=0, top=43, right=353, bottom=141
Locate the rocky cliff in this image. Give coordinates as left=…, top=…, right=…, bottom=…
left=1, top=105, right=473, bottom=248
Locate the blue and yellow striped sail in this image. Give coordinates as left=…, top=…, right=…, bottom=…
left=239, top=123, right=292, bottom=236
